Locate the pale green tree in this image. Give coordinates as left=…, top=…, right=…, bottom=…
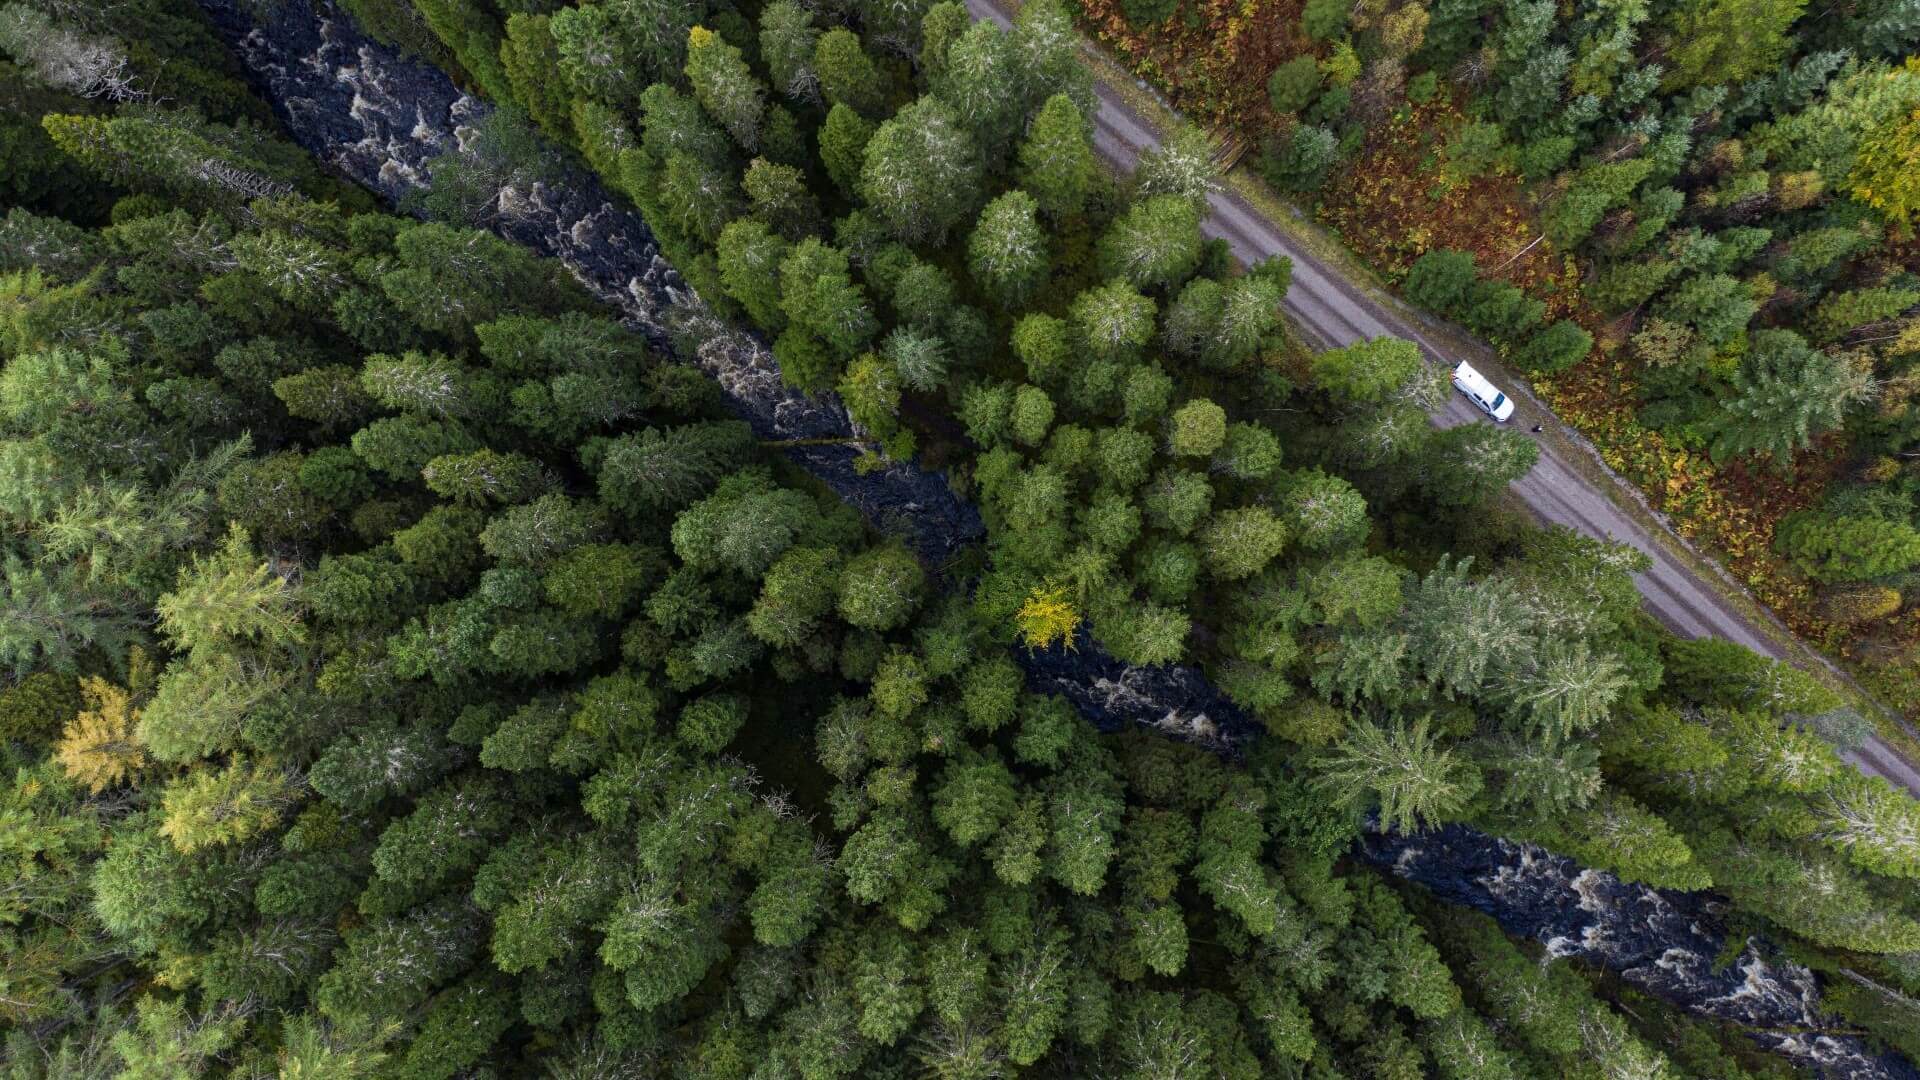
left=860, top=97, right=983, bottom=244
left=1312, top=716, right=1481, bottom=832
left=967, top=190, right=1049, bottom=310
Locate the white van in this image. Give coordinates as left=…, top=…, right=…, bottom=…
left=1451, top=361, right=1515, bottom=422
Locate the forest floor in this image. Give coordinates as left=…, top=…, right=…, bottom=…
left=969, top=0, right=1920, bottom=783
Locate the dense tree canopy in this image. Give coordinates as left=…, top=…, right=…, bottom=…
left=2, top=0, right=1918, bottom=1076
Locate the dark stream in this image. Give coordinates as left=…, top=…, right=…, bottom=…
left=193, top=3, right=1916, bottom=1074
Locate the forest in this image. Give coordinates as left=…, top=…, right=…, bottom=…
left=1081, top=0, right=1920, bottom=717
left=2, top=0, right=1920, bottom=1076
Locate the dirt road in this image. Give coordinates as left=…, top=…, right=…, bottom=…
left=967, top=0, right=1920, bottom=795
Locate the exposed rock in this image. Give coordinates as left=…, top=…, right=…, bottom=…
left=1363, top=824, right=1920, bottom=1079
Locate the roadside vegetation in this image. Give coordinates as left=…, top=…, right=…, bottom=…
left=1079, top=0, right=1920, bottom=722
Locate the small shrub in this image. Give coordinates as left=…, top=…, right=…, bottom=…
left=1121, top=0, right=1179, bottom=25
left=1259, top=125, right=1340, bottom=193
left=1302, top=0, right=1348, bottom=40
left=1816, top=584, right=1902, bottom=626
left=1512, top=320, right=1593, bottom=373
left=1267, top=56, right=1323, bottom=114
left=1402, top=249, right=1477, bottom=313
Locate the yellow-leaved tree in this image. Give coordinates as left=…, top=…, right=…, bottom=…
left=1015, top=584, right=1080, bottom=651
left=158, top=755, right=291, bottom=853
left=1851, top=106, right=1920, bottom=232
left=1850, top=61, right=1920, bottom=233
left=54, top=676, right=145, bottom=794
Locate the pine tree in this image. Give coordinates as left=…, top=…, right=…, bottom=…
left=381, top=223, right=577, bottom=339
left=43, top=111, right=305, bottom=205
left=549, top=0, right=694, bottom=106
left=1495, top=641, right=1628, bottom=742
left=716, top=218, right=791, bottom=331
left=932, top=20, right=1022, bottom=156
left=837, top=545, right=926, bottom=631
left=1097, top=194, right=1204, bottom=290
left=815, top=28, right=886, bottom=115
left=759, top=0, right=820, bottom=101
left=1267, top=56, right=1323, bottom=113
left=1134, top=125, right=1219, bottom=207
left=883, top=329, right=950, bottom=393
left=743, top=158, right=821, bottom=238
left=818, top=103, right=876, bottom=196
left=1422, top=424, right=1540, bottom=507
left=1011, top=0, right=1093, bottom=112
left=749, top=546, right=845, bottom=647
left=1493, top=46, right=1569, bottom=136
left=1542, top=159, right=1654, bottom=249
left=1312, top=717, right=1480, bottom=833
left=595, top=422, right=757, bottom=517
left=686, top=25, right=765, bottom=151
left=0, top=6, right=142, bottom=102
left=499, top=14, right=572, bottom=137
left=780, top=239, right=879, bottom=361
left=0, top=555, right=142, bottom=679
left=1535, top=791, right=1709, bottom=889
left=1776, top=510, right=1920, bottom=583
left=1664, top=0, right=1810, bottom=89
left=1513, top=320, right=1593, bottom=373
left=231, top=230, right=351, bottom=313
left=1261, top=124, right=1340, bottom=193
left=370, top=774, right=514, bottom=899
left=1200, top=508, right=1290, bottom=580
left=657, top=150, right=741, bottom=247
left=1070, top=282, right=1158, bottom=359
left=1816, top=773, right=1920, bottom=878
left=1166, top=398, right=1227, bottom=458
left=1810, top=285, right=1920, bottom=343
left=932, top=753, right=1019, bottom=847
left=316, top=900, right=481, bottom=1019
left=1019, top=94, right=1098, bottom=218
left=1708, top=330, right=1874, bottom=464
left=1310, top=337, right=1424, bottom=404
left=1403, top=249, right=1478, bottom=312
left=671, top=474, right=818, bottom=578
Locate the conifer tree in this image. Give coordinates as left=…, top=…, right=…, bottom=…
left=53, top=676, right=143, bottom=794
left=968, top=190, right=1049, bottom=310
left=860, top=97, right=983, bottom=244
left=1708, top=330, right=1875, bottom=464
left=1313, top=717, right=1481, bottom=832
left=686, top=25, right=765, bottom=151
left=1019, top=94, right=1098, bottom=217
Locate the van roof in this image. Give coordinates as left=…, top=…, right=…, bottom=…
left=1452, top=361, right=1500, bottom=401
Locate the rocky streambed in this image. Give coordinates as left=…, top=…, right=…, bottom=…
left=1362, top=825, right=1920, bottom=1078
left=193, top=2, right=1917, bottom=1074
